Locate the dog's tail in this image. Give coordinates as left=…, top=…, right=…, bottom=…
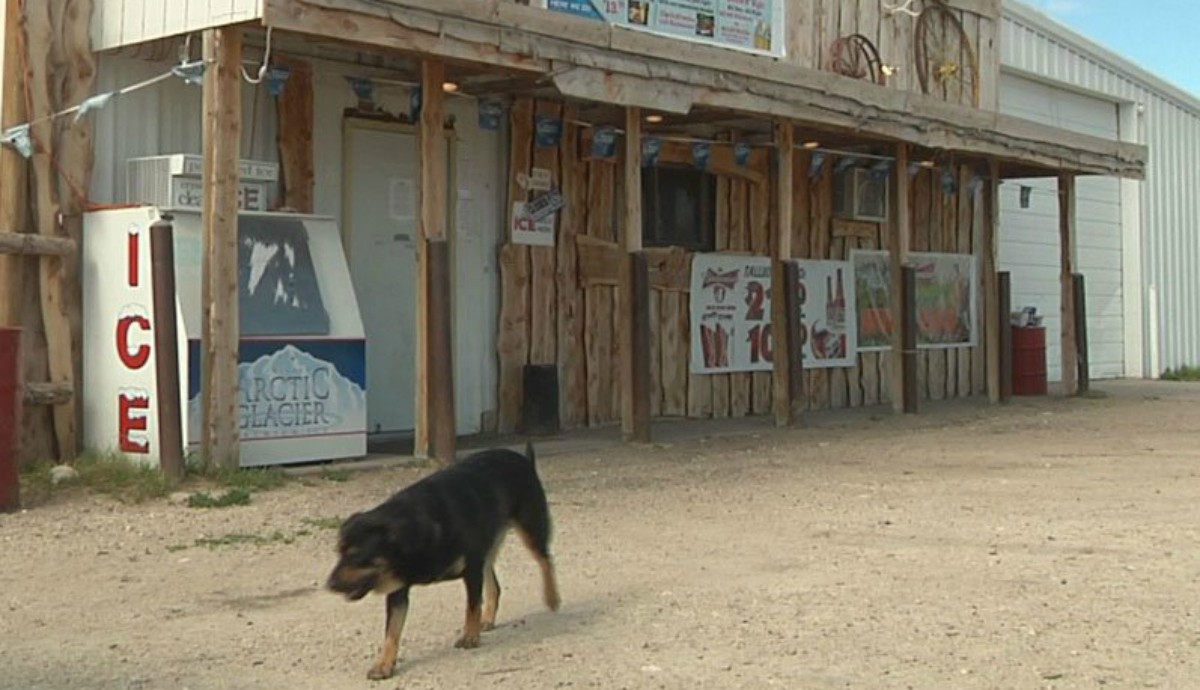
left=524, top=441, right=536, bottom=465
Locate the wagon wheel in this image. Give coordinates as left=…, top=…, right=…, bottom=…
left=914, top=1, right=980, bottom=107
left=828, top=33, right=885, bottom=84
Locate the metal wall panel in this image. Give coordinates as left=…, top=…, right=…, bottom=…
left=1003, top=1, right=1200, bottom=375
left=93, top=0, right=263, bottom=51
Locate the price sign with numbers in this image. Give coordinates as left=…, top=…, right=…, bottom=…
left=689, top=254, right=857, bottom=374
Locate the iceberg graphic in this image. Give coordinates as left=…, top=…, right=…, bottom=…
left=187, top=343, right=366, bottom=442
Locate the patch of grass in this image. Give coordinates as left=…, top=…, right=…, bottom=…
left=193, top=531, right=295, bottom=549
left=21, top=450, right=178, bottom=505
left=191, top=463, right=289, bottom=492
left=187, top=488, right=253, bottom=508
left=320, top=466, right=351, bottom=482
left=1161, top=366, right=1200, bottom=382
left=302, top=516, right=343, bottom=531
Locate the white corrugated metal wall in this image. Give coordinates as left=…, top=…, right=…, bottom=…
left=1002, top=1, right=1200, bottom=376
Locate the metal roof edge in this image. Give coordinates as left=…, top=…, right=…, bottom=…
left=1002, top=0, right=1200, bottom=115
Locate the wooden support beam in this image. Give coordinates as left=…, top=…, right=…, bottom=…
left=900, top=265, right=919, bottom=414
left=22, top=381, right=71, bottom=406
left=983, top=159, right=1001, bottom=403
left=150, top=220, right=185, bottom=481
left=998, top=271, right=1013, bottom=402
left=25, top=0, right=75, bottom=461
left=200, top=27, right=244, bottom=469
left=0, top=0, right=26, bottom=328
left=771, top=120, right=800, bottom=427
left=416, top=59, right=455, bottom=463
left=620, top=106, right=650, bottom=442
left=275, top=55, right=315, bottom=213
left=1074, top=273, right=1089, bottom=394
left=889, top=143, right=911, bottom=413
left=1059, top=173, right=1079, bottom=397
left=0, top=232, right=75, bottom=256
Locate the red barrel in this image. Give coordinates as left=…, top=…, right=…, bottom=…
left=1012, top=325, right=1047, bottom=396
left=0, top=327, right=20, bottom=511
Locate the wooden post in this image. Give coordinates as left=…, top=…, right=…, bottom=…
left=200, top=28, right=243, bottom=469
left=983, top=159, right=1001, bottom=403
left=1074, top=272, right=1089, bottom=393
left=998, top=271, right=1012, bottom=402
left=416, top=59, right=455, bottom=463
left=150, top=219, right=184, bottom=480
left=900, top=265, right=919, bottom=414
left=889, top=143, right=911, bottom=413
left=1058, top=173, right=1079, bottom=397
left=620, top=106, right=650, bottom=442
left=771, top=121, right=800, bottom=427
left=0, top=0, right=25, bottom=329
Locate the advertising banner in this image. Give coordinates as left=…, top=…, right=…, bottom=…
left=689, top=254, right=857, bottom=374
left=851, top=250, right=978, bottom=351
left=547, top=0, right=783, bottom=57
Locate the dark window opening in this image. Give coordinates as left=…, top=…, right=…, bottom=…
left=641, top=165, right=716, bottom=251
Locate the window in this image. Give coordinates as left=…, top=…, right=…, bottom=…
left=641, top=165, right=716, bottom=251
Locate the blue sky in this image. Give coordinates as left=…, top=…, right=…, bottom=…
left=1022, top=0, right=1200, bottom=97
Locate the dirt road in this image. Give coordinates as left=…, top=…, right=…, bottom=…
left=3, top=381, right=1200, bottom=689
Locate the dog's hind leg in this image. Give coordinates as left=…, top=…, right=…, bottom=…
left=455, top=560, right=485, bottom=649
left=367, top=587, right=410, bottom=681
left=481, top=538, right=504, bottom=631
left=514, top=517, right=561, bottom=612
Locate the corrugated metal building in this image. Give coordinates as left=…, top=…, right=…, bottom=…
left=1000, top=0, right=1200, bottom=379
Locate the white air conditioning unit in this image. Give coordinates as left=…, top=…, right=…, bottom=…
left=833, top=166, right=889, bottom=222
left=125, top=154, right=279, bottom=212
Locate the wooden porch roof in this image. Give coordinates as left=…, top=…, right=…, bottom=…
left=261, top=0, right=1146, bottom=180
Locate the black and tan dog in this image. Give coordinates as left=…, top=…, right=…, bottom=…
left=326, top=444, right=561, bottom=680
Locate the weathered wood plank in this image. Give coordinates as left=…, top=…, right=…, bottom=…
left=0, top=0, right=26, bottom=329
left=649, top=289, right=662, bottom=418
left=808, top=160, right=832, bottom=411
left=199, top=26, right=243, bottom=468
left=983, top=159, right=1000, bottom=402
left=928, top=168, right=947, bottom=402
left=23, top=381, right=72, bottom=406
left=911, top=167, right=931, bottom=401
left=417, top=59, right=454, bottom=463
left=1059, top=172, right=1078, bottom=397
left=750, top=169, right=771, bottom=416
left=529, top=100, right=560, bottom=367
left=710, top=159, right=731, bottom=419
left=829, top=234, right=849, bottom=409
left=497, top=98, right=534, bottom=432
left=275, top=55, right=314, bottom=213
left=0, top=233, right=74, bottom=256
left=729, top=177, right=751, bottom=418
left=772, top=122, right=798, bottom=426
left=957, top=164, right=975, bottom=397
left=620, top=106, right=650, bottom=441
left=889, top=143, right=911, bottom=412
left=662, top=289, right=688, bottom=416
left=585, top=158, right=616, bottom=425
left=557, top=106, right=587, bottom=429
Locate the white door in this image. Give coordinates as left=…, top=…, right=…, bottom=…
left=998, top=72, right=1124, bottom=381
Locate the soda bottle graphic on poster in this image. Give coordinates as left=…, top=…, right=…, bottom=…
left=831, top=268, right=846, bottom=331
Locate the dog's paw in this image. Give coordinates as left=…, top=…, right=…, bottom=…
left=454, top=633, right=481, bottom=649
left=545, top=590, right=561, bottom=612
left=480, top=621, right=497, bottom=632
left=366, top=663, right=395, bottom=681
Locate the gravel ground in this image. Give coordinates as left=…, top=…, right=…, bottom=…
left=3, top=381, right=1200, bottom=690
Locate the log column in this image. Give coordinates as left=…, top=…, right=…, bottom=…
left=415, top=59, right=456, bottom=463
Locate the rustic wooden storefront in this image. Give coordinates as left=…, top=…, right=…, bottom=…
left=0, top=0, right=1147, bottom=468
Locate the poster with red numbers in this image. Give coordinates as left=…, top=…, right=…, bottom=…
left=689, top=254, right=857, bottom=374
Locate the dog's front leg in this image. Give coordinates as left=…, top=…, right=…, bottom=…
left=368, top=587, right=410, bottom=680
left=454, top=562, right=484, bottom=649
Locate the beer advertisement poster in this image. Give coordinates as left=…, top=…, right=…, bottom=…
left=796, top=260, right=858, bottom=369
left=851, top=250, right=978, bottom=351
left=688, top=254, right=857, bottom=374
